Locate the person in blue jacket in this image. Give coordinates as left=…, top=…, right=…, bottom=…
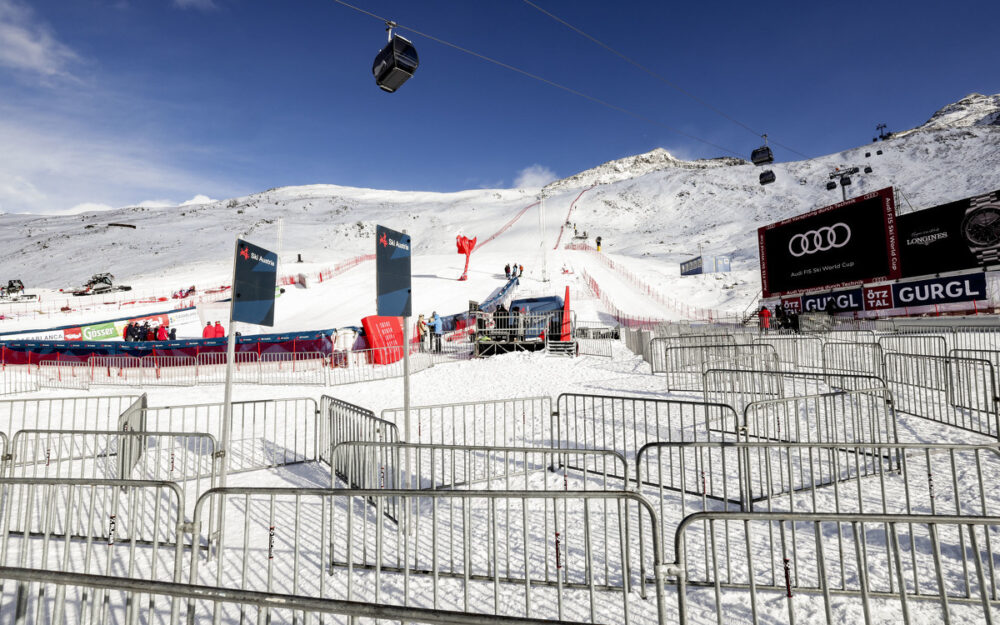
left=430, top=311, right=443, bottom=353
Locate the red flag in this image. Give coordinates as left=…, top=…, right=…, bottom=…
left=560, top=285, right=572, bottom=341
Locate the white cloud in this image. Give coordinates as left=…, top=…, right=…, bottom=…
left=180, top=194, right=216, bottom=206
left=0, top=0, right=78, bottom=78
left=172, top=0, right=218, bottom=10
left=137, top=199, right=175, bottom=208
left=0, top=103, right=236, bottom=214
left=513, top=164, right=557, bottom=189
left=60, top=202, right=115, bottom=215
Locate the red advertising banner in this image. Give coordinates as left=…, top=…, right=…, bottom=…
left=780, top=297, right=803, bottom=314
left=360, top=315, right=404, bottom=364
left=758, top=187, right=900, bottom=297
left=862, top=284, right=894, bottom=311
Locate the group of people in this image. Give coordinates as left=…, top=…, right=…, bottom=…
left=504, top=263, right=523, bottom=280
left=489, top=303, right=526, bottom=341
left=123, top=320, right=176, bottom=342
left=416, top=312, right=443, bottom=353
left=202, top=321, right=226, bottom=339
left=758, top=305, right=800, bottom=332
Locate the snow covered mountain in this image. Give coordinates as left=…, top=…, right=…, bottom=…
left=1, top=94, right=998, bottom=330
left=897, top=93, right=1000, bottom=137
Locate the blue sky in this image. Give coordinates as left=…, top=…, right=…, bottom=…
left=1, top=0, right=997, bottom=213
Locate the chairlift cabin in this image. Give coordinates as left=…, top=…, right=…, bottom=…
left=864, top=166, right=873, bottom=174
left=372, top=28, right=419, bottom=93
left=759, top=170, right=776, bottom=185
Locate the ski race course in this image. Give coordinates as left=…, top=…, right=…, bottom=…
left=1, top=98, right=1000, bottom=624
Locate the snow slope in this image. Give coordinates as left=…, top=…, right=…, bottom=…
left=1, top=94, right=998, bottom=335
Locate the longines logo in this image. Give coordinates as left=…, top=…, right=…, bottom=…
left=906, top=231, right=948, bottom=246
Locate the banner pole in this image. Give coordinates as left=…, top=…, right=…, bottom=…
left=220, top=238, right=238, bottom=490
left=402, top=317, right=411, bottom=443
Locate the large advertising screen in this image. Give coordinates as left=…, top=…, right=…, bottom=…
left=758, top=187, right=900, bottom=297
left=897, top=189, right=1000, bottom=277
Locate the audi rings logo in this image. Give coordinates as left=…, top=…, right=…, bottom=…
left=788, top=223, right=852, bottom=257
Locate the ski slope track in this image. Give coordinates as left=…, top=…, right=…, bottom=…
left=0, top=93, right=998, bottom=335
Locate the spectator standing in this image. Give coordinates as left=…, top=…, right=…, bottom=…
left=759, top=306, right=771, bottom=333
left=202, top=322, right=214, bottom=339
left=144, top=323, right=154, bottom=341
left=518, top=264, right=524, bottom=277
left=156, top=324, right=168, bottom=341
left=168, top=327, right=177, bottom=341
left=214, top=321, right=225, bottom=338
left=504, top=264, right=511, bottom=279
left=416, top=314, right=427, bottom=352
left=430, top=311, right=443, bottom=353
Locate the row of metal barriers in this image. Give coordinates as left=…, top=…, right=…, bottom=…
left=1, top=386, right=998, bottom=623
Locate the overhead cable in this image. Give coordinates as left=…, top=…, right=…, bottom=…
left=521, top=0, right=810, bottom=160
left=330, top=0, right=746, bottom=158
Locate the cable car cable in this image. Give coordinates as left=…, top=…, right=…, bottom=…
left=520, top=0, right=810, bottom=160
left=330, top=0, right=745, bottom=158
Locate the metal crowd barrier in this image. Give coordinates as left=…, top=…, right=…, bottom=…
left=329, top=442, right=628, bottom=492
left=381, top=396, right=552, bottom=447
left=672, top=511, right=1000, bottom=625
left=885, top=353, right=1000, bottom=439
left=189, top=488, right=667, bottom=625
left=822, top=341, right=885, bottom=380
left=552, top=394, right=739, bottom=482
left=753, top=335, right=825, bottom=371
left=0, top=565, right=596, bottom=625
left=139, top=397, right=320, bottom=474
left=259, top=351, right=328, bottom=385
left=879, top=334, right=949, bottom=358
left=0, top=394, right=143, bottom=434
left=0, top=365, right=39, bottom=396
left=37, top=359, right=91, bottom=390
left=0, top=478, right=185, bottom=583
left=702, top=369, right=886, bottom=418
left=321, top=395, right=399, bottom=488
left=657, top=344, right=779, bottom=391
left=194, top=351, right=260, bottom=384
left=743, top=388, right=898, bottom=445
left=5, top=429, right=218, bottom=504
left=637, top=441, right=1000, bottom=562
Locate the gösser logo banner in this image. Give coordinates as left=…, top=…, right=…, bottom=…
left=232, top=239, right=278, bottom=327
left=758, top=187, right=900, bottom=297
left=376, top=225, right=412, bottom=317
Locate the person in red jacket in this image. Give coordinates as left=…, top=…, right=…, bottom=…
left=758, top=305, right=771, bottom=332
left=156, top=324, right=168, bottom=341
left=202, top=322, right=214, bottom=339
left=213, top=321, right=225, bottom=338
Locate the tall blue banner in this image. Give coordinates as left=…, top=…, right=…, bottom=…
left=376, top=225, right=412, bottom=317
left=232, top=239, right=278, bottom=326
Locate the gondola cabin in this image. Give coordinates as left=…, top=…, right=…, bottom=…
left=759, top=170, right=776, bottom=185
left=373, top=35, right=419, bottom=93
left=826, top=181, right=837, bottom=190
left=750, top=145, right=774, bottom=166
